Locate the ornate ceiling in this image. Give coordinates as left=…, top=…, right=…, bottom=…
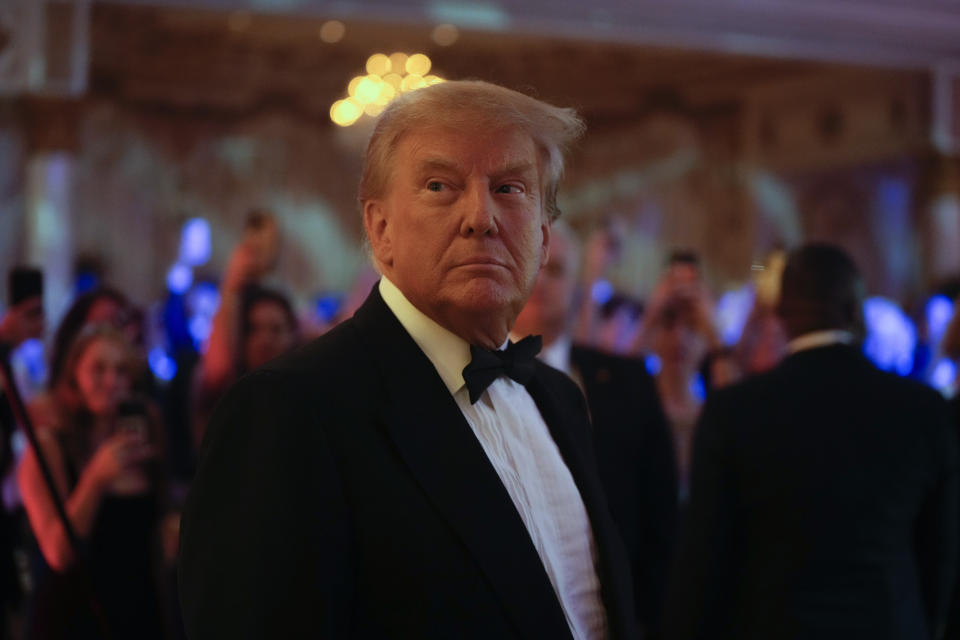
left=106, top=0, right=960, bottom=69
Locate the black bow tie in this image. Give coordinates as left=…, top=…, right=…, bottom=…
left=461, top=335, right=542, bottom=405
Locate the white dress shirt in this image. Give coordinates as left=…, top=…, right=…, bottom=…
left=379, top=277, right=608, bottom=640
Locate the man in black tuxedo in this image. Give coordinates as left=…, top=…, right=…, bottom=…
left=179, top=81, right=636, bottom=639
left=513, top=222, right=678, bottom=638
left=662, top=243, right=958, bottom=640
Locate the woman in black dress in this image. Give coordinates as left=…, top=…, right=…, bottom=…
left=19, top=325, right=163, bottom=639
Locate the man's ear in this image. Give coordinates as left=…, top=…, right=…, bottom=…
left=539, top=218, right=552, bottom=269
left=363, top=200, right=393, bottom=268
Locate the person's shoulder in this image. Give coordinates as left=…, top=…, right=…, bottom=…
left=211, top=319, right=373, bottom=420
left=259, top=317, right=369, bottom=381
left=851, top=353, right=950, bottom=414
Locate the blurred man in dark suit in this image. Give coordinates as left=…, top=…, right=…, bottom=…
left=513, top=221, right=678, bottom=638
left=180, top=81, right=637, bottom=639
left=663, top=243, right=958, bottom=640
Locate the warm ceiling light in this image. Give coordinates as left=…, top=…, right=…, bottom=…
left=374, top=83, right=397, bottom=105
left=354, top=75, right=383, bottom=104
left=347, top=75, right=365, bottom=97
left=401, top=74, right=427, bottom=92
left=431, top=24, right=459, bottom=46
left=366, top=53, right=391, bottom=76
left=383, top=73, right=403, bottom=90
left=388, top=53, right=409, bottom=74
left=330, top=99, right=362, bottom=127
left=405, top=53, right=432, bottom=76
left=319, top=20, right=345, bottom=43
left=332, top=52, right=446, bottom=127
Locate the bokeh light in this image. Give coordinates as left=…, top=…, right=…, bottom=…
left=388, top=53, right=409, bottom=74
left=862, top=297, right=917, bottom=376
left=405, top=54, right=431, bottom=76
left=330, top=99, right=362, bottom=127
left=366, top=53, right=391, bottom=76
left=319, top=20, right=345, bottom=43
left=330, top=52, right=445, bottom=127
left=431, top=24, right=459, bottom=46
left=926, top=294, right=954, bottom=344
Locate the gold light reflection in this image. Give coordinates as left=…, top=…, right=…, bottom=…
left=405, top=54, right=431, bottom=76
left=366, top=53, right=391, bottom=76
left=319, top=20, right=346, bottom=43
left=347, top=76, right=364, bottom=97
left=431, top=24, right=459, bottom=47
left=401, top=74, right=426, bottom=92
left=388, top=53, right=409, bottom=74
left=331, top=52, right=446, bottom=127
left=383, top=73, right=403, bottom=90
left=330, top=99, right=362, bottom=127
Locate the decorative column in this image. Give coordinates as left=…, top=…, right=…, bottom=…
left=1, top=0, right=90, bottom=324
left=923, top=68, right=960, bottom=284
left=20, top=97, right=82, bottom=327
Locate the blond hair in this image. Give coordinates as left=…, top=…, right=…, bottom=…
left=359, top=80, right=584, bottom=222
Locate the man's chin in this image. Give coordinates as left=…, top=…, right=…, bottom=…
left=443, top=278, right=521, bottom=315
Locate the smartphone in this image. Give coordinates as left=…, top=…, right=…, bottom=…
left=243, top=210, right=280, bottom=275
left=116, top=399, right=150, bottom=444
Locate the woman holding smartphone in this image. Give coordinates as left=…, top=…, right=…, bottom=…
left=19, top=325, right=163, bottom=640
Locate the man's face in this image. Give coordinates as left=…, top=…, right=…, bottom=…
left=365, top=123, right=550, bottom=339
left=513, top=230, right=578, bottom=340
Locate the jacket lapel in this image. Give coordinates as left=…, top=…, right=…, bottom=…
left=351, top=287, right=573, bottom=640
left=525, top=369, right=637, bottom=640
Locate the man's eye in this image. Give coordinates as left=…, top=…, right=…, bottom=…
left=427, top=181, right=445, bottom=192
left=495, top=184, right=523, bottom=194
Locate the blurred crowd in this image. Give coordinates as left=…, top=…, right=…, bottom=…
left=0, top=211, right=958, bottom=640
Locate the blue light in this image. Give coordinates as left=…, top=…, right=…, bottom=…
left=691, top=373, right=706, bottom=402
left=715, top=286, right=755, bottom=346
left=188, top=315, right=212, bottom=349
left=12, top=338, right=46, bottom=387
left=591, top=279, right=614, bottom=305
left=179, top=218, right=212, bottom=267
left=75, top=272, right=99, bottom=295
left=926, top=295, right=954, bottom=345
left=185, top=281, right=220, bottom=350
left=930, top=359, right=957, bottom=394
left=166, top=264, right=193, bottom=295
left=148, top=347, right=177, bottom=382
left=862, top=297, right=916, bottom=376
left=315, top=295, right=342, bottom=324
left=645, top=353, right=662, bottom=376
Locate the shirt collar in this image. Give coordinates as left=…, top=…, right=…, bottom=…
left=539, top=334, right=573, bottom=376
left=787, top=329, right=855, bottom=355
left=378, top=276, right=471, bottom=396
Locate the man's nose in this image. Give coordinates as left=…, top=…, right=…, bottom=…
left=459, top=183, right=498, bottom=237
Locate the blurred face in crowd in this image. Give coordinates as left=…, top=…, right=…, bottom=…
left=743, top=313, right=787, bottom=375
left=364, top=121, right=550, bottom=347
left=74, top=336, right=132, bottom=417
left=513, top=227, right=578, bottom=343
left=86, top=296, right=124, bottom=327
left=652, top=302, right=708, bottom=376
left=243, top=299, right=297, bottom=372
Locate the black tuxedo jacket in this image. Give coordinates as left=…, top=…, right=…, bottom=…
left=571, top=345, right=678, bottom=638
left=945, top=394, right=960, bottom=640
left=662, top=344, right=958, bottom=640
left=179, top=287, right=637, bottom=639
